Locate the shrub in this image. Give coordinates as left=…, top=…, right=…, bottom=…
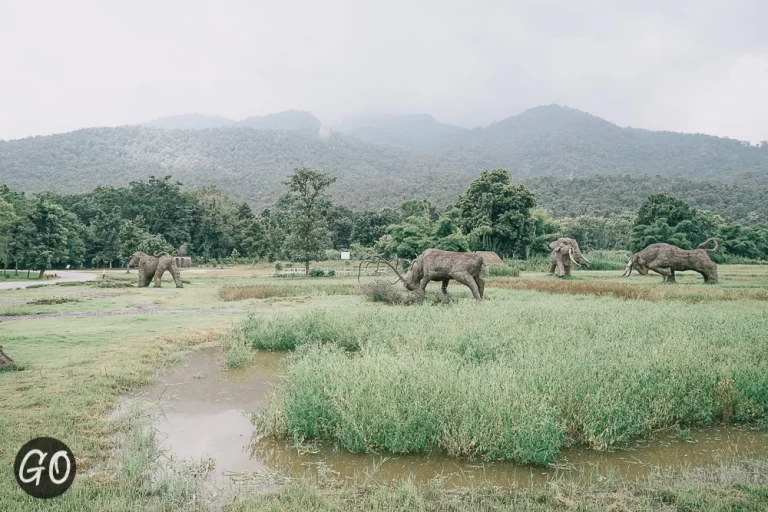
left=360, top=280, right=404, bottom=304
left=582, top=250, right=631, bottom=271
left=227, top=311, right=361, bottom=351
left=487, top=264, right=521, bottom=277
left=274, top=262, right=283, bottom=272
left=224, top=335, right=253, bottom=368
left=327, top=269, right=336, bottom=277
left=309, top=268, right=325, bottom=278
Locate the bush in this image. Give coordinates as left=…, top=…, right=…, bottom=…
left=360, top=280, right=404, bottom=304
left=582, top=250, right=631, bottom=271
left=487, top=264, right=521, bottom=277
left=327, top=269, right=336, bottom=277
left=274, top=262, right=283, bottom=272
left=309, top=268, right=325, bottom=278
left=227, top=311, right=361, bottom=351
left=224, top=336, right=252, bottom=368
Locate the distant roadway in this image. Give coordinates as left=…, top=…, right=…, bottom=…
left=0, top=271, right=99, bottom=290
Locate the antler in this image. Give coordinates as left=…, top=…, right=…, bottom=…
left=357, top=256, right=408, bottom=283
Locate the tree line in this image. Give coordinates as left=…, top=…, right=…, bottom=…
left=2, top=169, right=767, bottom=277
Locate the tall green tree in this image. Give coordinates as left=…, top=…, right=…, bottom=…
left=283, top=168, right=337, bottom=277
left=351, top=208, right=401, bottom=246
left=0, top=197, right=16, bottom=275
left=400, top=199, right=439, bottom=223
left=88, top=209, right=123, bottom=267
left=630, top=194, right=720, bottom=251
left=563, top=214, right=634, bottom=251
left=454, top=169, right=537, bottom=258
left=24, top=199, right=77, bottom=278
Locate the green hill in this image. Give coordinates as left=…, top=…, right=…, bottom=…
left=2, top=105, right=767, bottom=220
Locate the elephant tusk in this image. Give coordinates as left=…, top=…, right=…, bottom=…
left=622, top=259, right=633, bottom=278
left=569, top=248, right=583, bottom=267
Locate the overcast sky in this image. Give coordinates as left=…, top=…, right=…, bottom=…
left=1, top=0, right=766, bottom=142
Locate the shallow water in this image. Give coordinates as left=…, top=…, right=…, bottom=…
left=135, top=347, right=768, bottom=489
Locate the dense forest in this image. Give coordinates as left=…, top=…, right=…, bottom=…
left=2, top=105, right=767, bottom=220
left=2, top=170, right=767, bottom=276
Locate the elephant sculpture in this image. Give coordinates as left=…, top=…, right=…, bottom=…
left=369, top=249, right=485, bottom=302
left=127, top=251, right=184, bottom=288
left=548, top=237, right=591, bottom=277
left=622, top=238, right=718, bottom=284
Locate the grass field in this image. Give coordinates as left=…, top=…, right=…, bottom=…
left=2, top=263, right=768, bottom=510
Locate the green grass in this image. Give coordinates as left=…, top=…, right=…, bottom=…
left=251, top=292, right=768, bottom=464
left=486, top=264, right=521, bottom=277
left=0, top=272, right=48, bottom=281
left=220, top=282, right=359, bottom=301
left=505, top=250, right=631, bottom=272
left=3, top=265, right=768, bottom=509
left=224, top=460, right=768, bottom=512
left=0, top=276, right=238, bottom=510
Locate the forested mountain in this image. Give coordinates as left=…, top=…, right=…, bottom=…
left=443, top=106, right=768, bottom=180
left=144, top=110, right=322, bottom=132
left=144, top=113, right=235, bottom=130
left=0, top=126, right=473, bottom=210
left=2, top=105, right=767, bottom=221
left=237, top=110, right=321, bottom=131
left=333, top=105, right=768, bottom=181
left=336, top=114, right=467, bottom=148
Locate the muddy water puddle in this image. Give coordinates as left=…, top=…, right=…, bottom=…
left=134, top=347, right=768, bottom=489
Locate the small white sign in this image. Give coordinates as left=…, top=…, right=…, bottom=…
left=340, top=251, right=351, bottom=260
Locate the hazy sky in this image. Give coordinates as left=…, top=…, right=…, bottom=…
left=1, top=0, right=766, bottom=142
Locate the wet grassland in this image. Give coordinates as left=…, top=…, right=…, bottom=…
left=2, top=263, right=768, bottom=510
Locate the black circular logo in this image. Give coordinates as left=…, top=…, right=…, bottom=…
left=14, top=437, right=76, bottom=499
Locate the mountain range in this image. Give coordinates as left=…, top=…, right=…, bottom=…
left=2, top=105, right=767, bottom=220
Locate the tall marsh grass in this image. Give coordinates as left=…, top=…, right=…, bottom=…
left=220, top=282, right=359, bottom=301
left=251, top=295, right=768, bottom=464
left=488, top=279, right=768, bottom=302
left=504, top=250, right=629, bottom=272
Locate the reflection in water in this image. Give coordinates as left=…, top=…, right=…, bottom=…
left=248, top=427, right=768, bottom=488
left=136, top=348, right=768, bottom=489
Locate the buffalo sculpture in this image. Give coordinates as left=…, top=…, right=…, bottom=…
left=622, top=238, right=719, bottom=284
left=365, top=249, right=485, bottom=302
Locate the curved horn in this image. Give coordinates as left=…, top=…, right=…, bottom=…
left=568, top=248, right=584, bottom=267
left=622, top=258, right=633, bottom=278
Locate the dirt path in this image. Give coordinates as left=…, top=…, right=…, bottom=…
left=0, top=305, right=250, bottom=322
left=0, top=271, right=98, bottom=290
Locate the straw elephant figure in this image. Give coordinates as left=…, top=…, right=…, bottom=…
left=548, top=238, right=591, bottom=277
left=127, top=251, right=183, bottom=288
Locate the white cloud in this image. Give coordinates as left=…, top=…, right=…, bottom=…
left=0, top=0, right=766, bottom=141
